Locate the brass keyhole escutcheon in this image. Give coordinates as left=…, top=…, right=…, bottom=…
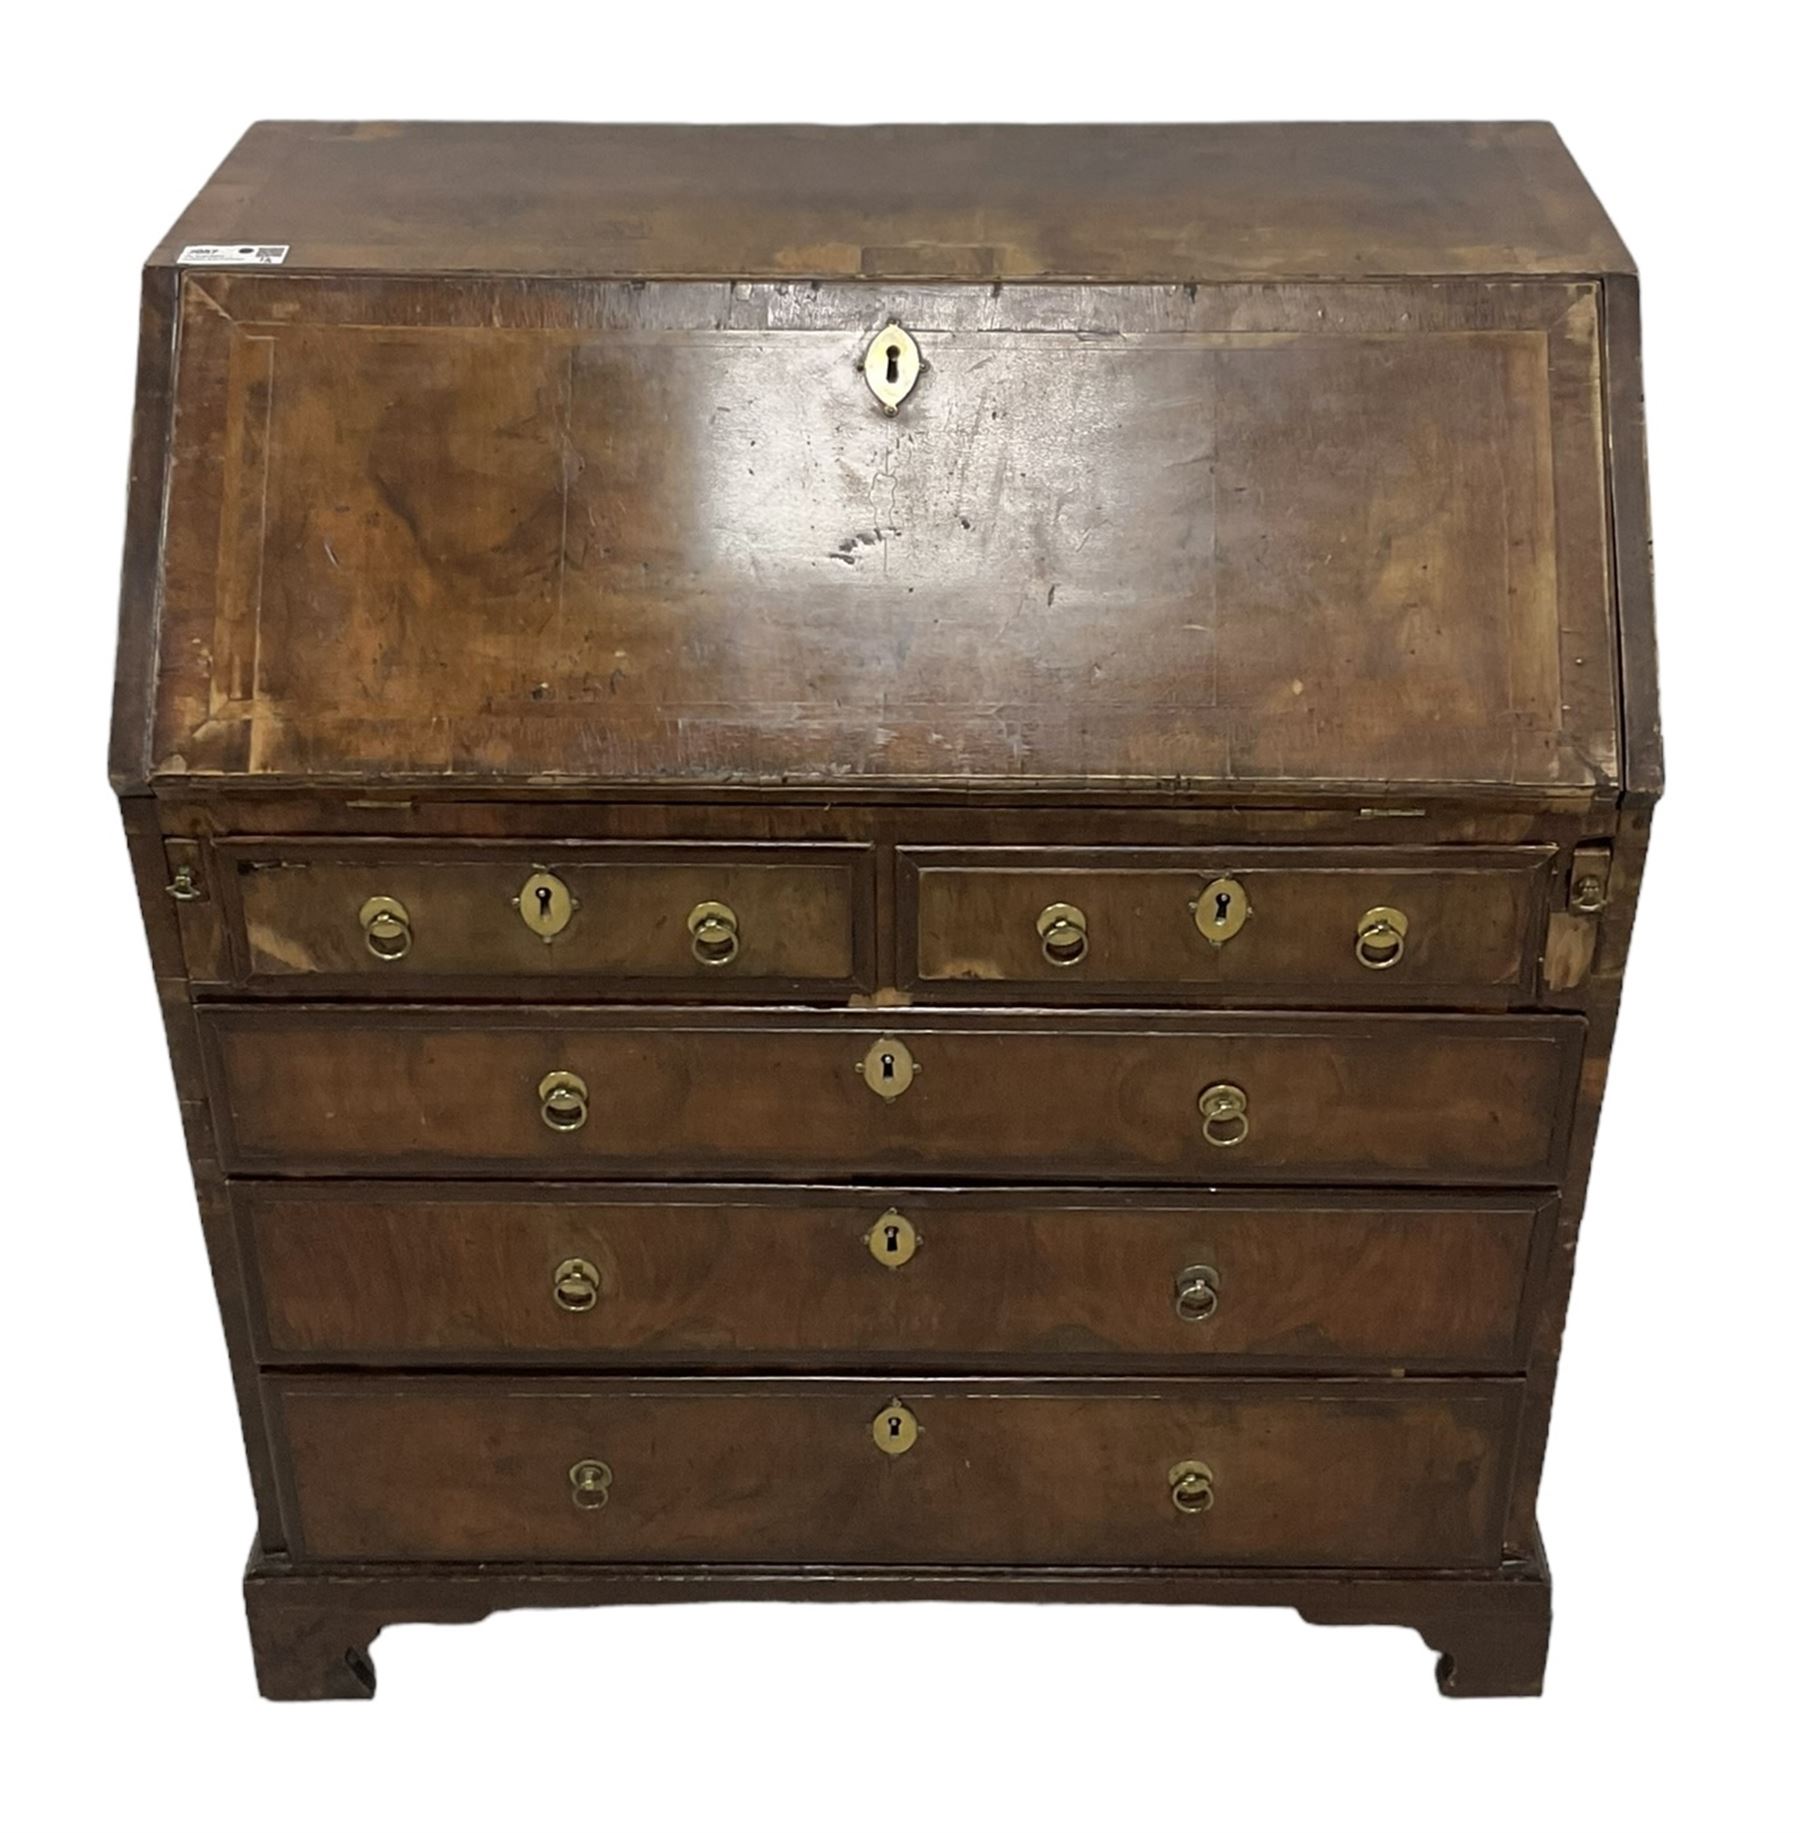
left=866, top=1209, right=919, bottom=1269
left=552, top=1256, right=601, bottom=1312
left=687, top=900, right=741, bottom=967
left=538, top=1070, right=590, bottom=1133
left=359, top=895, right=413, bottom=961
left=1197, top=1082, right=1249, bottom=1149
left=569, top=1458, right=614, bottom=1510
left=1036, top=902, right=1089, bottom=967
left=515, top=870, right=576, bottom=941
left=1169, top=1459, right=1216, bottom=1516
left=1174, top=1263, right=1221, bottom=1323
left=858, top=1036, right=917, bottom=1100
left=1192, top=877, right=1250, bottom=947
left=1354, top=905, right=1409, bottom=970
left=872, top=1401, right=920, bottom=1456
left=863, top=322, right=921, bottom=415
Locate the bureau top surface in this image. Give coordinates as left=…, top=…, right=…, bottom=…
left=154, top=121, right=1631, bottom=281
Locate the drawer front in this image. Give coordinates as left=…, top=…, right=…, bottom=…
left=269, top=1377, right=1518, bottom=1567
left=203, top=1007, right=1583, bottom=1184
left=902, top=846, right=1553, bottom=1003
left=241, top=1185, right=1545, bottom=1371
left=218, top=841, right=873, bottom=992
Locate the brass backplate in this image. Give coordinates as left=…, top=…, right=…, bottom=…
left=1193, top=876, right=1250, bottom=945
left=872, top=1401, right=920, bottom=1456
left=863, top=323, right=921, bottom=415
left=858, top=1036, right=917, bottom=1099
left=866, top=1209, right=919, bottom=1268
left=516, top=870, right=576, bottom=939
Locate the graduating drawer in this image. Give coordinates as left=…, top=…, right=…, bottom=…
left=202, top=1006, right=1583, bottom=1185
left=267, top=1375, right=1519, bottom=1568
left=901, top=846, right=1554, bottom=1005
left=215, top=841, right=874, bottom=994
left=240, top=1184, right=1547, bottom=1372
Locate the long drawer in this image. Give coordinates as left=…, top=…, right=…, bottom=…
left=239, top=1184, right=1547, bottom=1372
left=267, top=1376, right=1520, bottom=1568
left=900, top=845, right=1555, bottom=1005
left=201, top=1006, right=1583, bottom=1183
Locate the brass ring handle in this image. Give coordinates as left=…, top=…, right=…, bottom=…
left=359, top=895, right=412, bottom=961
left=1354, top=905, right=1409, bottom=970
left=688, top=900, right=741, bottom=966
left=552, top=1256, right=600, bottom=1312
left=1197, top=1082, right=1249, bottom=1149
left=569, top=1458, right=613, bottom=1510
left=1174, top=1264, right=1221, bottom=1323
left=1169, top=1459, right=1216, bottom=1516
left=1570, top=874, right=1608, bottom=916
left=1035, top=901, right=1089, bottom=967
left=538, top=1070, right=590, bottom=1133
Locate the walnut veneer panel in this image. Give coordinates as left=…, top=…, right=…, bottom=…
left=270, top=1377, right=1519, bottom=1568
left=241, top=1185, right=1546, bottom=1372
left=145, top=276, right=1614, bottom=792
left=202, top=1006, right=1583, bottom=1185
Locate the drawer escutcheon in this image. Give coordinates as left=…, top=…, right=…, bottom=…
left=858, top=1036, right=917, bottom=1099
left=872, top=1402, right=920, bottom=1456
left=866, top=1210, right=919, bottom=1268
left=1192, top=876, right=1250, bottom=946
left=515, top=870, right=577, bottom=940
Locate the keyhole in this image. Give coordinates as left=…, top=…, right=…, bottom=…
left=887, top=1414, right=903, bottom=1439
left=1213, top=890, right=1233, bottom=926
left=536, top=885, right=553, bottom=918
left=885, top=344, right=901, bottom=385
left=881, top=1053, right=896, bottom=1081
left=884, top=1224, right=901, bottom=1254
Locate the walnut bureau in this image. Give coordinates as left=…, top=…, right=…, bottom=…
left=112, top=122, right=1660, bottom=1699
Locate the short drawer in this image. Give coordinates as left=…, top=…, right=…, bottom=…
left=240, top=1185, right=1547, bottom=1372
left=202, top=1006, right=1583, bottom=1185
left=900, top=846, right=1554, bottom=1004
left=215, top=840, right=874, bottom=993
left=268, top=1376, right=1519, bottom=1568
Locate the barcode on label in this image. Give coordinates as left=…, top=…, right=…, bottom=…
left=176, top=244, right=290, bottom=265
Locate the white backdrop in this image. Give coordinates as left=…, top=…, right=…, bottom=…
left=3, top=6, right=1792, bottom=1826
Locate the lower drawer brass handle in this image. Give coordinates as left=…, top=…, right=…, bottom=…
left=569, top=1458, right=613, bottom=1510
left=358, top=895, right=412, bottom=961
left=552, top=1256, right=600, bottom=1312
left=1169, top=1459, right=1216, bottom=1515
left=1197, top=1082, right=1249, bottom=1149
left=1354, top=905, right=1409, bottom=970
left=1036, top=901, right=1089, bottom=967
left=688, top=900, right=741, bottom=966
left=1174, top=1264, right=1221, bottom=1322
left=538, top=1070, right=590, bottom=1133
